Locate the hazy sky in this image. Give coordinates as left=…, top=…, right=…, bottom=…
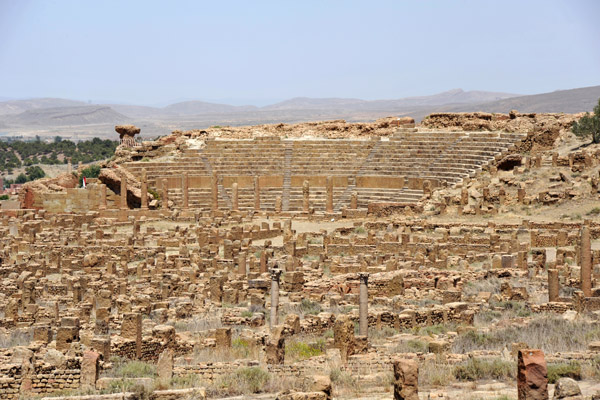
left=1, top=0, right=599, bottom=106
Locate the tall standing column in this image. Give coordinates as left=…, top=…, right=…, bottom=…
left=99, top=184, right=107, bottom=210
left=581, top=225, right=592, bottom=297
left=350, top=191, right=358, bottom=210
left=238, top=252, right=246, bottom=276
left=326, top=176, right=333, bottom=213
left=254, top=176, right=261, bottom=212
left=270, top=268, right=282, bottom=329
left=211, top=172, right=219, bottom=211
left=182, top=173, right=189, bottom=209
left=358, top=272, right=369, bottom=337
left=140, top=169, right=148, bottom=210
left=120, top=172, right=128, bottom=210
left=302, top=180, right=310, bottom=213
left=161, top=178, right=169, bottom=210
left=548, top=269, right=559, bottom=302
left=232, top=182, right=239, bottom=211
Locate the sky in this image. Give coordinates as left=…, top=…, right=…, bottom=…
left=0, top=0, right=599, bottom=106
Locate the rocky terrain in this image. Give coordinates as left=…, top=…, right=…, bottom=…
left=1, top=111, right=600, bottom=400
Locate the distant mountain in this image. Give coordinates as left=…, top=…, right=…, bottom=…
left=263, top=89, right=520, bottom=111
left=0, top=98, right=87, bottom=116
left=6, top=106, right=128, bottom=126
left=163, top=100, right=258, bottom=116
left=438, top=86, right=600, bottom=114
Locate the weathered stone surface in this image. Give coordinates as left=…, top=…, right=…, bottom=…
left=393, top=358, right=419, bottom=400
left=518, top=349, right=548, bottom=400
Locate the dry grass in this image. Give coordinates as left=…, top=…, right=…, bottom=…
left=453, top=314, right=600, bottom=354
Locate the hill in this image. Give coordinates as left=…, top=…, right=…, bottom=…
left=0, top=98, right=87, bottom=116
left=6, top=106, right=128, bottom=126
left=440, top=85, right=600, bottom=114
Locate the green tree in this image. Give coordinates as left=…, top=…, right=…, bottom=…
left=15, top=173, right=28, bottom=184
left=25, top=166, right=45, bottom=180
left=572, top=98, right=600, bottom=144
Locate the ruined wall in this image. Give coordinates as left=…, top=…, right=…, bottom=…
left=420, top=111, right=581, bottom=153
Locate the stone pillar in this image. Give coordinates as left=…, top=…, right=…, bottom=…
left=326, top=176, right=333, bottom=213
left=215, top=327, right=232, bottom=348
left=581, top=225, right=592, bottom=297
left=80, top=351, right=100, bottom=389
left=552, top=152, right=558, bottom=167
left=358, top=272, right=369, bottom=337
left=517, top=349, right=548, bottom=400
left=461, top=188, right=468, bottom=205
left=140, top=169, right=148, bottom=210
left=121, top=313, right=142, bottom=359
left=333, top=315, right=355, bottom=364
left=211, top=172, right=219, bottom=211
left=260, top=251, right=268, bottom=273
left=120, top=172, right=128, bottom=210
left=182, top=173, right=189, bottom=210
left=350, top=191, right=358, bottom=210
left=548, top=269, right=559, bottom=302
left=275, top=195, right=282, bottom=214
left=270, top=268, right=282, bottom=329
left=238, top=252, right=246, bottom=276
left=254, top=176, right=260, bottom=211
left=393, top=359, right=419, bottom=400
left=99, top=184, right=107, bottom=210
left=161, top=178, right=169, bottom=210
left=232, top=182, right=239, bottom=211
left=302, top=180, right=310, bottom=212
left=518, top=188, right=526, bottom=204
left=67, top=160, right=72, bottom=174
left=157, top=348, right=174, bottom=381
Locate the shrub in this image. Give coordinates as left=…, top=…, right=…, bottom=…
left=453, top=357, right=515, bottom=381
left=300, top=298, right=322, bottom=315
left=0, top=195, right=8, bottom=200
left=572, top=98, right=600, bottom=144
left=111, top=360, right=156, bottom=378
left=213, top=367, right=270, bottom=396
left=285, top=341, right=324, bottom=361
left=79, top=164, right=101, bottom=187
left=547, top=362, right=582, bottom=383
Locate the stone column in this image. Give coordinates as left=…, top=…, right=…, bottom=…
left=211, top=172, right=219, bottom=211
left=358, top=272, right=369, bottom=337
left=99, top=184, right=107, bottom=210
left=161, top=178, right=169, bottom=210
left=326, top=176, right=334, bottom=213
left=548, top=269, right=559, bottom=302
left=121, top=313, right=142, bottom=359
left=81, top=351, right=100, bottom=389
left=350, top=191, right=358, bottom=209
left=581, top=225, right=592, bottom=297
left=517, top=349, right=548, bottom=400
left=275, top=196, right=282, bottom=214
left=260, top=251, right=268, bottom=273
left=232, top=182, right=239, bottom=211
left=120, top=172, right=128, bottom=210
left=518, top=188, right=526, bottom=204
left=393, top=359, right=419, bottom=400
left=238, top=252, right=246, bottom=276
left=182, top=173, right=189, bottom=210
left=302, top=180, right=310, bottom=212
left=140, top=169, right=148, bottom=210
left=254, top=176, right=261, bottom=211
left=270, top=268, right=282, bottom=329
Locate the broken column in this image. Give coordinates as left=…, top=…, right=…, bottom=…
left=302, top=180, right=310, bottom=212
left=326, top=176, right=333, bottom=213
left=517, top=349, right=548, bottom=400
left=80, top=351, right=100, bottom=389
left=140, top=169, right=148, bottom=210
left=254, top=175, right=261, bottom=211
left=232, top=182, right=239, bottom=211
left=581, top=225, right=592, bottom=297
left=393, top=359, right=419, bottom=400
left=270, top=268, right=282, bottom=329
left=358, top=272, right=369, bottom=337
left=238, top=252, right=246, bottom=276
left=548, top=269, right=559, bottom=302
left=211, top=172, right=219, bottom=211
left=333, top=315, right=355, bottom=364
